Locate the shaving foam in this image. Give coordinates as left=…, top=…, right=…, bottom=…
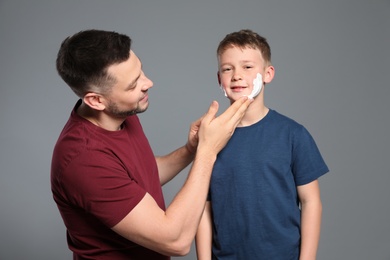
left=248, top=73, right=263, bottom=99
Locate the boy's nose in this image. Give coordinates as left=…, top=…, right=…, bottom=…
left=232, top=72, right=243, bottom=81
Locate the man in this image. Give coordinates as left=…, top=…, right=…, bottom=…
left=51, top=29, right=251, bottom=259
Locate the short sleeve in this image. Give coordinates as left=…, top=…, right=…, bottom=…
left=291, top=126, right=329, bottom=186
left=61, top=150, right=146, bottom=228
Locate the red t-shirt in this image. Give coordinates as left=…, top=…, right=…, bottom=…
left=51, top=101, right=169, bottom=259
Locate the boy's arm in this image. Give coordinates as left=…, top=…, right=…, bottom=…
left=297, top=180, right=322, bottom=260
left=195, top=201, right=213, bottom=260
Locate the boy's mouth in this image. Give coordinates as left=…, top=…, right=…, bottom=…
left=231, top=86, right=247, bottom=92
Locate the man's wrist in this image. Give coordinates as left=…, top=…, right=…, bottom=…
left=185, top=142, right=197, bottom=155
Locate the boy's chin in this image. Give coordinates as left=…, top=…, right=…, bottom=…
left=227, top=94, right=248, bottom=103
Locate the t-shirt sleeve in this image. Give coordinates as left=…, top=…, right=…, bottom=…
left=61, top=150, right=146, bottom=228
left=291, top=125, right=329, bottom=186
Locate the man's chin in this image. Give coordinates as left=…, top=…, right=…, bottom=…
left=134, top=107, right=148, bottom=115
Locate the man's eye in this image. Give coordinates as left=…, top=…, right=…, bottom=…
left=222, top=68, right=231, bottom=72
left=127, top=83, right=137, bottom=90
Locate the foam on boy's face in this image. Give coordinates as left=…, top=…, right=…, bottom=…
left=219, top=84, right=228, bottom=97
left=220, top=73, right=263, bottom=99
left=248, top=73, right=262, bottom=99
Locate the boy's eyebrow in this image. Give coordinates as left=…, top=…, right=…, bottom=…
left=240, top=59, right=255, bottom=63
left=220, top=60, right=254, bottom=66
left=219, top=62, right=232, bottom=66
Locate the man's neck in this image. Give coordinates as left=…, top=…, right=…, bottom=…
left=77, top=102, right=124, bottom=131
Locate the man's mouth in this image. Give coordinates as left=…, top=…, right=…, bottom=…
left=140, top=93, right=148, bottom=101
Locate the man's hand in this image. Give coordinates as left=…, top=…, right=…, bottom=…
left=112, top=97, right=251, bottom=256
left=197, top=96, right=252, bottom=155
left=186, top=117, right=201, bottom=155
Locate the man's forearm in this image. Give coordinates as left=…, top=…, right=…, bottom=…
left=156, top=144, right=196, bottom=185
left=163, top=147, right=216, bottom=251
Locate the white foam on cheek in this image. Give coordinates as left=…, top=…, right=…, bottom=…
left=220, top=84, right=228, bottom=97
left=248, top=73, right=263, bottom=99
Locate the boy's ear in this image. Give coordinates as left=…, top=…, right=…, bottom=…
left=217, top=71, right=221, bottom=86
left=83, top=92, right=106, bottom=111
left=263, top=65, right=275, bottom=84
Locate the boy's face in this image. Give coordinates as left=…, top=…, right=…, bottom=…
left=218, top=46, right=271, bottom=102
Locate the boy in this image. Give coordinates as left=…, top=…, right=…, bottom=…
left=195, top=29, right=329, bottom=259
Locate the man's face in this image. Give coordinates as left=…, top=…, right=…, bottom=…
left=104, top=50, right=153, bottom=117
left=218, top=46, right=266, bottom=102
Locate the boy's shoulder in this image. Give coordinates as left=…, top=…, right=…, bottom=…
left=268, top=109, right=317, bottom=143
left=268, top=109, right=303, bottom=128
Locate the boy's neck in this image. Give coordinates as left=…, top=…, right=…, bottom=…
left=238, top=103, right=269, bottom=127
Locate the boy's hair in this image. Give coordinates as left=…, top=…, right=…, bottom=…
left=56, top=30, right=132, bottom=97
left=217, top=29, right=271, bottom=65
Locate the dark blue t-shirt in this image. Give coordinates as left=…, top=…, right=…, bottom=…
left=209, top=109, right=329, bottom=260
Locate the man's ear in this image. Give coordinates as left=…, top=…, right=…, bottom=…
left=263, top=65, right=275, bottom=84
left=83, top=92, right=106, bottom=111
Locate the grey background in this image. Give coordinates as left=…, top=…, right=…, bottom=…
left=1, top=0, right=389, bottom=259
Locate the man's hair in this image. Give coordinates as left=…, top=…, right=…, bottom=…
left=56, top=30, right=132, bottom=97
left=217, top=29, right=271, bottom=65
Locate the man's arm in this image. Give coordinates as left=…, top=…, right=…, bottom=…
left=297, top=180, right=322, bottom=260
left=112, top=97, right=252, bottom=256
left=155, top=145, right=194, bottom=185
left=156, top=117, right=199, bottom=185
left=196, top=201, right=213, bottom=260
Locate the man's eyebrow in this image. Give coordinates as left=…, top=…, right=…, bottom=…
left=127, top=63, right=143, bottom=89
left=128, top=74, right=140, bottom=88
